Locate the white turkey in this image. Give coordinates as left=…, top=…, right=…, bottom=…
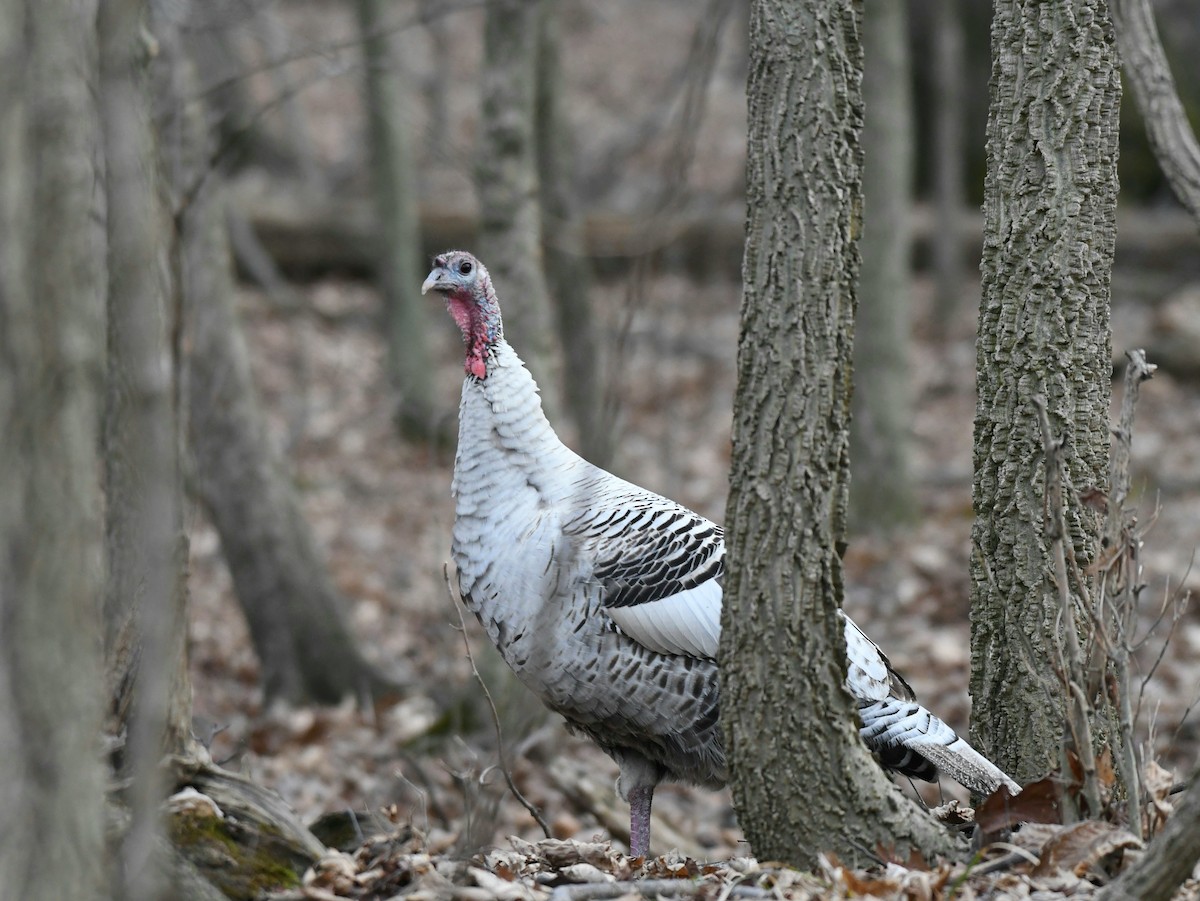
left=423, top=250, right=1019, bottom=857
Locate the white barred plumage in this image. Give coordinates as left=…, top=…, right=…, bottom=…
left=423, top=251, right=1019, bottom=857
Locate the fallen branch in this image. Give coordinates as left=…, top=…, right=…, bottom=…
left=166, top=754, right=328, bottom=896
left=228, top=181, right=1200, bottom=283
left=549, top=879, right=769, bottom=901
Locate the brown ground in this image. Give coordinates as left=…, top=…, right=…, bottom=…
left=184, top=1, right=1200, bottom=893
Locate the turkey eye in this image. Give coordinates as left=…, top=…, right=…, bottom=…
left=459, top=260, right=473, bottom=275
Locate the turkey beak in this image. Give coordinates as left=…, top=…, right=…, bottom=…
left=421, top=268, right=447, bottom=295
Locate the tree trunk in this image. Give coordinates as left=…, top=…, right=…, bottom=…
left=970, top=0, right=1119, bottom=783
left=357, top=0, right=436, bottom=438
left=849, top=0, right=916, bottom=532
left=100, top=1, right=199, bottom=896
left=254, top=0, right=323, bottom=191
left=535, top=0, right=606, bottom=463
left=0, top=0, right=111, bottom=896
left=722, top=0, right=959, bottom=868
left=185, top=186, right=398, bottom=706
left=183, top=7, right=307, bottom=178
left=171, top=33, right=397, bottom=707
left=420, top=0, right=453, bottom=153
left=1112, top=0, right=1200, bottom=224
left=477, top=0, right=561, bottom=415
left=930, top=0, right=967, bottom=334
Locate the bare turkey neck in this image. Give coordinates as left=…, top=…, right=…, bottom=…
left=447, top=293, right=491, bottom=379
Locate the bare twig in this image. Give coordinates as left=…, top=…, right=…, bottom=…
left=1031, top=353, right=1159, bottom=830
left=1106, top=350, right=1156, bottom=537
left=1033, top=394, right=1101, bottom=819
left=393, top=748, right=451, bottom=831
left=172, top=57, right=356, bottom=221
left=251, top=0, right=324, bottom=190
left=1104, top=349, right=1157, bottom=838
left=579, top=0, right=736, bottom=204
left=1133, top=558, right=1185, bottom=657
left=443, top=564, right=553, bottom=839
left=187, top=0, right=491, bottom=104
left=969, top=842, right=1042, bottom=876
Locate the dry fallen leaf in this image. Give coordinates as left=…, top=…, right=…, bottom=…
left=976, top=777, right=1063, bottom=837
left=1030, top=820, right=1141, bottom=881
left=557, top=862, right=617, bottom=884
left=304, top=850, right=358, bottom=893
left=1143, top=760, right=1177, bottom=836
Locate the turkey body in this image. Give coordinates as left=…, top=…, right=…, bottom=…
left=424, top=250, right=1018, bottom=857
left=452, top=341, right=726, bottom=796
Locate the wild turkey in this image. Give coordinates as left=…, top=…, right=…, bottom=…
left=422, top=250, right=1019, bottom=857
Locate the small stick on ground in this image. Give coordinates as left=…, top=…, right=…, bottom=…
left=550, top=880, right=771, bottom=901
left=444, top=563, right=553, bottom=839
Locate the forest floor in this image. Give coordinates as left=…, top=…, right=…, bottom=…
left=180, top=3, right=1200, bottom=894
left=185, top=254, right=1200, bottom=899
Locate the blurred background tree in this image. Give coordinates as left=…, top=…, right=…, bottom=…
left=0, top=2, right=111, bottom=897
left=536, top=0, right=606, bottom=464
left=357, top=0, right=436, bottom=439
left=849, top=0, right=918, bottom=534
left=100, top=0, right=195, bottom=895
left=476, top=0, right=562, bottom=416
left=179, top=3, right=399, bottom=709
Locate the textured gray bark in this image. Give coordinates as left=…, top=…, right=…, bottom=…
left=0, top=0, right=111, bottom=896
left=167, top=37, right=396, bottom=706
left=722, top=0, right=958, bottom=868
left=358, top=0, right=435, bottom=435
left=970, top=0, right=1119, bottom=783
left=477, top=0, right=561, bottom=414
left=101, top=2, right=197, bottom=897
left=850, top=0, right=916, bottom=532
left=535, top=0, right=605, bottom=464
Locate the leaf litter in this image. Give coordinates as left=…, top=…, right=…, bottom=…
left=185, top=227, right=1200, bottom=901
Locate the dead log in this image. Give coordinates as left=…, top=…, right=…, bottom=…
left=230, top=180, right=1200, bottom=286
left=166, top=755, right=329, bottom=900
left=229, top=183, right=744, bottom=282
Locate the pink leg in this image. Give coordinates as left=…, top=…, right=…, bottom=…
left=628, top=785, right=653, bottom=858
